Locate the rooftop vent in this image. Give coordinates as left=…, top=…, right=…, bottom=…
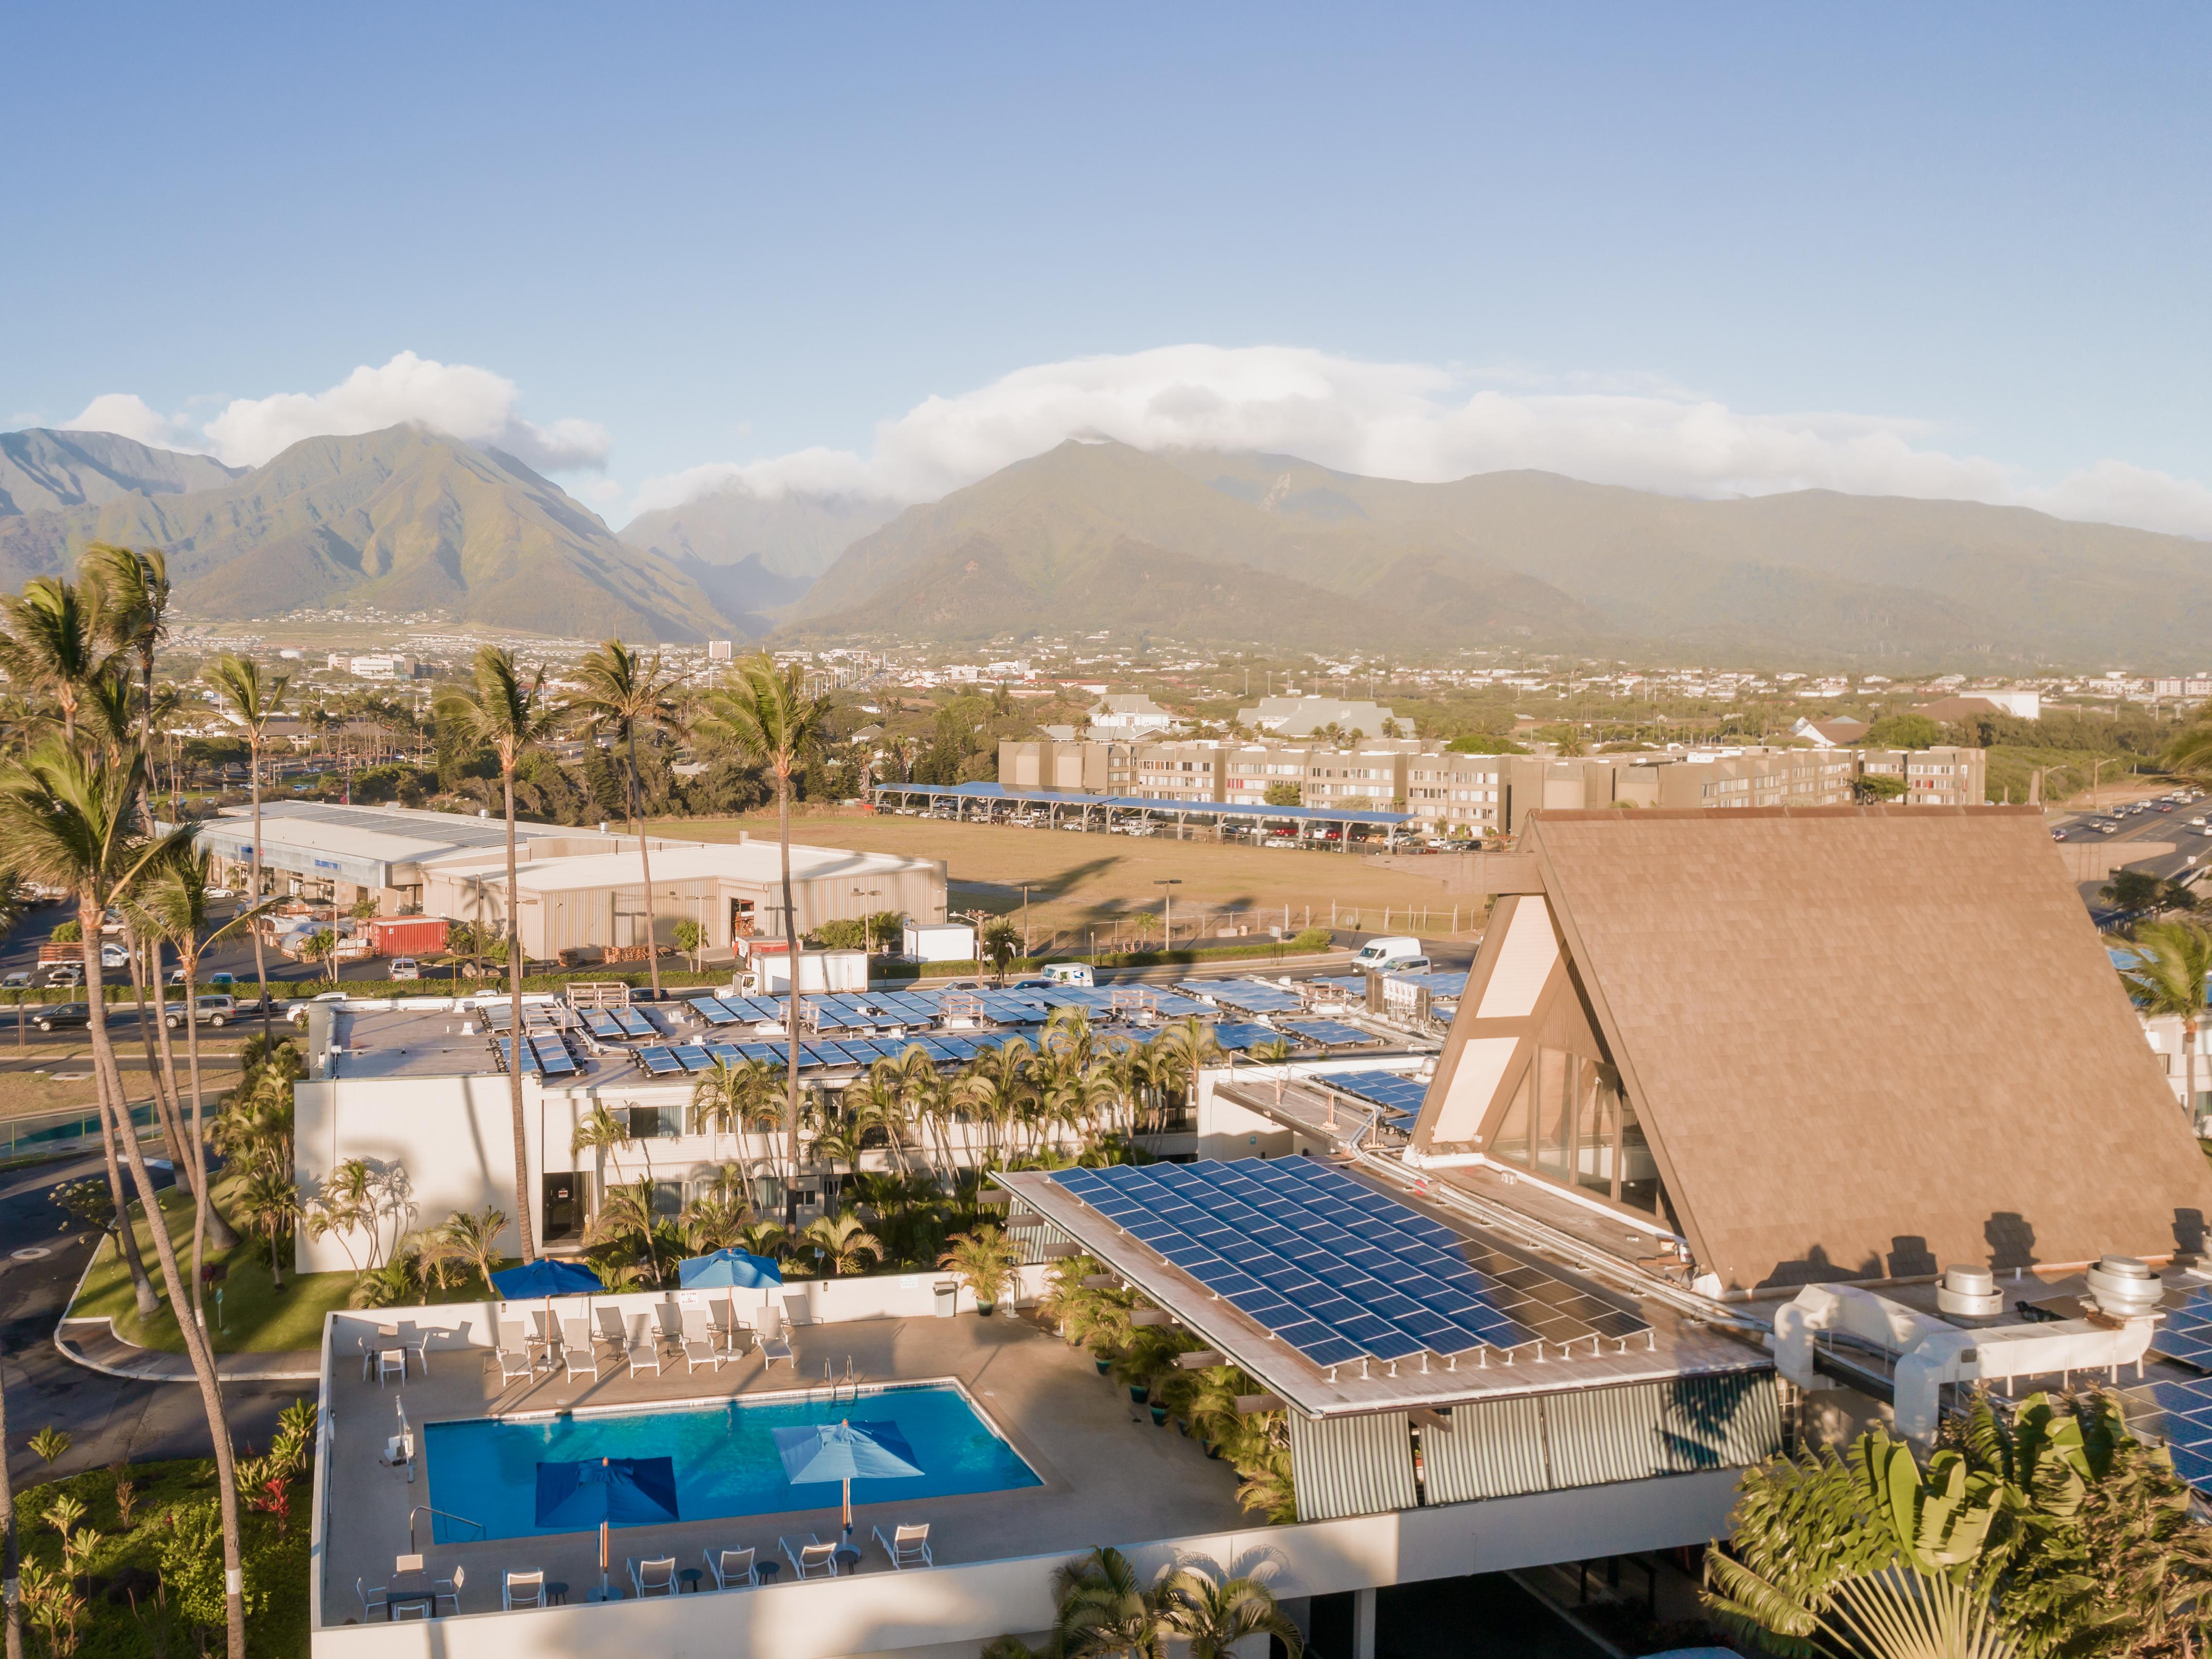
left=2087, top=1254, right=2162, bottom=1320
left=1936, top=1264, right=2002, bottom=1318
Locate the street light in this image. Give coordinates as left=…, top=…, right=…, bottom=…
left=1155, top=879, right=1182, bottom=951
left=851, top=886, right=882, bottom=958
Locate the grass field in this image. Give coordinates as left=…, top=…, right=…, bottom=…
left=72, top=1180, right=506, bottom=1353
left=655, top=805, right=1483, bottom=949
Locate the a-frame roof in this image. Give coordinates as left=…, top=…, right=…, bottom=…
left=1411, top=805, right=2212, bottom=1293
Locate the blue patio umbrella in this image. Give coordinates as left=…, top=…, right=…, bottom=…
left=772, top=1419, right=921, bottom=1536
left=536, top=1456, right=681, bottom=1595
left=491, top=1259, right=602, bottom=1299
left=677, top=1248, right=784, bottom=1290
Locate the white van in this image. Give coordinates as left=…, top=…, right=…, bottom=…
left=1351, top=936, right=1425, bottom=972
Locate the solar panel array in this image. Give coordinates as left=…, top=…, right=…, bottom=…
left=1182, top=979, right=1305, bottom=1014
left=1323, top=1070, right=1431, bottom=1122
left=1386, top=970, right=1470, bottom=998
left=1285, top=1018, right=1381, bottom=1048
left=1050, top=1158, right=1650, bottom=1370
left=2152, top=1288, right=2212, bottom=1372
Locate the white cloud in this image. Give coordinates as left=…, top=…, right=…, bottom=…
left=65, top=393, right=203, bottom=452
left=634, top=344, right=2212, bottom=540
left=66, top=353, right=612, bottom=475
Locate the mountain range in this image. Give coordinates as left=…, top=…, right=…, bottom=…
left=0, top=425, right=727, bottom=641
left=4, top=421, right=2210, bottom=668
left=790, top=440, right=2212, bottom=668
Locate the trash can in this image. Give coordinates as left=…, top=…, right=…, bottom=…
left=934, top=1282, right=958, bottom=1318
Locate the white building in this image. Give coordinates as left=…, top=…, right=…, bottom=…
left=1085, top=694, right=1176, bottom=735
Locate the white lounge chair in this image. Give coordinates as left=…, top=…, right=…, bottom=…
left=756, top=1304, right=794, bottom=1371
left=493, top=1346, right=535, bottom=1385
left=626, top=1330, right=664, bottom=1377
left=502, top=1570, right=545, bottom=1611
left=433, top=1565, right=465, bottom=1615
left=705, top=1547, right=757, bottom=1590
left=681, top=1337, right=726, bottom=1375
left=780, top=1536, right=838, bottom=1579
left=872, top=1522, right=933, bottom=1570
left=562, top=1333, right=600, bottom=1382
left=629, top=1556, right=678, bottom=1597
left=593, top=1306, right=630, bottom=1349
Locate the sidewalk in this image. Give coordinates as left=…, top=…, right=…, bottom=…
left=56, top=1316, right=320, bottom=1383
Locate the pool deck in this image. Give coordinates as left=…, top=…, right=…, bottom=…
left=321, top=1309, right=1249, bottom=1626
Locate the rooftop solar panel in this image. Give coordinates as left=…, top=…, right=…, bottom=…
left=692, top=997, right=742, bottom=1026
left=614, top=1008, right=656, bottom=1038
left=1285, top=1018, right=1380, bottom=1048
left=1212, top=1023, right=1288, bottom=1051
left=1047, top=1156, right=1629, bottom=1368
left=670, top=1044, right=715, bottom=1072
left=635, top=1046, right=682, bottom=1077
left=582, top=1009, right=622, bottom=1040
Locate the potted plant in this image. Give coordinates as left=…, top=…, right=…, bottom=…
left=938, top=1224, right=1019, bottom=1318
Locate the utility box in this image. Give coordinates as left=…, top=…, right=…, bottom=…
left=753, top=946, right=869, bottom=993
left=364, top=916, right=449, bottom=957
left=903, top=921, right=976, bottom=963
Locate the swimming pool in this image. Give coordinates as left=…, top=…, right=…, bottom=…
left=421, top=1383, right=1040, bottom=1543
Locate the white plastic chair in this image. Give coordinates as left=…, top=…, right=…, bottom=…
left=377, top=1348, right=406, bottom=1388
left=357, top=1579, right=387, bottom=1620
left=705, top=1547, right=757, bottom=1590
left=502, top=1570, right=545, bottom=1611
left=433, top=1565, right=465, bottom=1615
left=629, top=1556, right=678, bottom=1597
left=872, top=1522, right=933, bottom=1570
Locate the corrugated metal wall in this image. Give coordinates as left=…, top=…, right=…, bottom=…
left=1288, top=1409, right=1419, bottom=1522
left=1295, top=1372, right=1781, bottom=1516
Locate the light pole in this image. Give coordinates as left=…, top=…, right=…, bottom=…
left=1155, top=879, right=1181, bottom=952
left=851, top=886, right=882, bottom=958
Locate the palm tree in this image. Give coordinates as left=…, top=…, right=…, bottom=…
left=1056, top=1546, right=1173, bottom=1659
left=979, top=915, right=1023, bottom=986
left=0, top=738, right=247, bottom=1659
left=798, top=1211, right=882, bottom=1277
left=2118, top=918, right=2212, bottom=1129
left=201, top=654, right=291, bottom=1044
left=939, top=1224, right=1019, bottom=1314
left=737, top=1219, right=791, bottom=1262
left=230, top=1164, right=299, bottom=1290
left=681, top=1192, right=748, bottom=1254
left=0, top=576, right=114, bottom=739
left=571, top=1103, right=637, bottom=1224
left=437, top=1207, right=508, bottom=1295
left=1162, top=1569, right=1303, bottom=1659
left=1153, top=1018, right=1223, bottom=1128
left=693, top=654, right=834, bottom=1225
left=566, top=640, right=684, bottom=996
left=435, top=647, right=560, bottom=1263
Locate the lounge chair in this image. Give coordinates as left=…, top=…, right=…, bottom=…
left=562, top=1333, right=600, bottom=1382
left=681, top=1336, right=726, bottom=1375
left=502, top=1570, right=545, bottom=1611
left=756, top=1304, right=794, bottom=1371
left=433, top=1565, right=465, bottom=1615
left=593, top=1306, right=629, bottom=1349
left=654, top=1304, right=685, bottom=1341
left=705, top=1547, right=757, bottom=1590
left=357, top=1579, right=388, bottom=1620
left=872, top=1523, right=933, bottom=1570
left=629, top=1556, right=678, bottom=1597
left=780, top=1536, right=839, bottom=1579
left=626, top=1330, right=664, bottom=1377
left=492, top=1346, right=535, bottom=1385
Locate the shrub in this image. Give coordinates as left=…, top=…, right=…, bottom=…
left=49, top=920, right=82, bottom=943
left=1289, top=927, right=1334, bottom=953
left=157, top=1499, right=268, bottom=1626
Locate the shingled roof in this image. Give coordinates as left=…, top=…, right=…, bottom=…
left=1412, top=805, right=2212, bottom=1293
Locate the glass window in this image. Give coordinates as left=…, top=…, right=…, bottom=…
left=1617, top=1093, right=1663, bottom=1216
left=1575, top=1067, right=1616, bottom=1200
left=1491, top=1065, right=1532, bottom=1168
left=1534, top=1049, right=1575, bottom=1181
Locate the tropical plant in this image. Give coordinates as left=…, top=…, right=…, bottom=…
left=200, top=653, right=291, bottom=1044
left=939, top=1224, right=1020, bottom=1312
left=435, top=646, right=561, bottom=1262
left=571, top=1102, right=637, bottom=1218
left=692, top=654, right=834, bottom=1222
left=564, top=640, right=685, bottom=995
left=798, top=1211, right=883, bottom=1277
left=1161, top=1566, right=1304, bottom=1659
left=1055, top=1546, right=1174, bottom=1659
left=437, top=1206, right=508, bottom=1293
left=229, top=1164, right=300, bottom=1290
left=979, top=915, right=1024, bottom=986
left=681, top=1191, right=749, bottom=1254
left=2117, top=918, right=2212, bottom=1127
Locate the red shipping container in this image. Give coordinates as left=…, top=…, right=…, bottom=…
left=364, top=917, right=449, bottom=957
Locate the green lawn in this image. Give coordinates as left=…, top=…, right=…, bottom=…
left=70, top=1180, right=506, bottom=1353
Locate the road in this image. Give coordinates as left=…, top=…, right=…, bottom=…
left=2048, top=791, right=2211, bottom=903
left=0, top=1155, right=300, bottom=1495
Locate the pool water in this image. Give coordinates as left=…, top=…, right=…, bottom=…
left=421, top=1384, right=1040, bottom=1543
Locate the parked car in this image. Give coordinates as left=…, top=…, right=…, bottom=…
left=209, top=972, right=236, bottom=989
left=98, top=940, right=129, bottom=970
left=389, top=958, right=421, bottom=981
left=43, top=962, right=85, bottom=987
left=1, top=971, right=30, bottom=990
left=33, top=1003, right=89, bottom=1032
left=164, top=994, right=237, bottom=1029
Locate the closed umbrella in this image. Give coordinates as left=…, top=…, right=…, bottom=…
left=772, top=1419, right=921, bottom=1537
left=535, top=1456, right=681, bottom=1596
left=677, top=1249, right=783, bottom=1290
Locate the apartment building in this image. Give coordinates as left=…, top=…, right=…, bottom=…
left=1000, top=737, right=1987, bottom=837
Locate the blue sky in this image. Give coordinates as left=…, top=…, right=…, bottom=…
left=6, top=3, right=2209, bottom=532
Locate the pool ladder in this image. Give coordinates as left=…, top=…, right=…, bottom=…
left=817, top=1356, right=862, bottom=1405
left=409, top=1505, right=487, bottom=1551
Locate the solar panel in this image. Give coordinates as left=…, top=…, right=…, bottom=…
left=582, top=1009, right=622, bottom=1040
left=1049, top=1157, right=1648, bottom=1369
left=1325, top=1071, right=1431, bottom=1119
left=692, top=997, right=742, bottom=1026
left=614, top=1007, right=657, bottom=1038
left=1212, top=1023, right=1287, bottom=1052
left=635, top=1046, right=682, bottom=1077
left=1187, top=979, right=1305, bottom=1014
left=1284, top=1018, right=1379, bottom=1048
left=670, top=1044, right=715, bottom=1072
left=2153, top=1288, right=2212, bottom=1370
left=492, top=1036, right=539, bottom=1073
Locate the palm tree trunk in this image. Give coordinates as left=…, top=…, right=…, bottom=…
left=2189, top=1015, right=2201, bottom=1131
left=779, top=765, right=802, bottom=1226
left=0, top=1343, right=16, bottom=1659
left=503, top=763, right=536, bottom=1262
left=632, top=734, right=662, bottom=997
left=84, top=937, right=159, bottom=1319
left=248, top=735, right=272, bottom=1047
left=87, top=926, right=248, bottom=1659
left=185, top=950, right=211, bottom=1329
left=123, top=928, right=191, bottom=1179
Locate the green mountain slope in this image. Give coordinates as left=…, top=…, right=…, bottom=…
left=795, top=440, right=2212, bottom=667
left=0, top=429, right=241, bottom=516
left=0, top=425, right=730, bottom=641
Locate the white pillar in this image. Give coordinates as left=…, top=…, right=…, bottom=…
left=1353, top=1586, right=1378, bottom=1659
